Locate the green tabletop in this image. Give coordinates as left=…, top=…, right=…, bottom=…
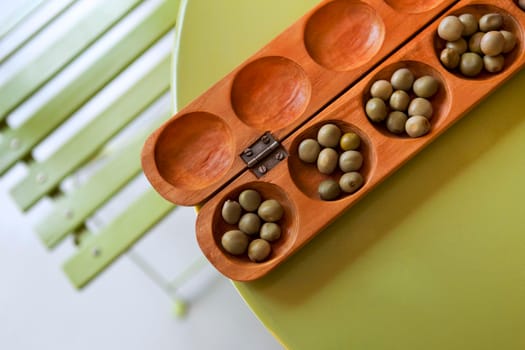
left=173, top=1, right=525, bottom=349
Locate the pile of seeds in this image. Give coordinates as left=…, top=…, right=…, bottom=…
left=437, top=12, right=517, bottom=76
left=298, top=123, right=364, bottom=201
left=220, top=189, right=284, bottom=262
left=365, top=68, right=439, bottom=138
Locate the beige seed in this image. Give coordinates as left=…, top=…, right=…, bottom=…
left=440, top=48, right=460, bottom=69
left=458, top=13, right=478, bottom=36
left=408, top=98, right=433, bottom=119
left=386, top=111, right=408, bottom=134
left=480, top=31, right=504, bottom=56
left=479, top=13, right=503, bottom=32
left=438, top=16, right=464, bottom=41
left=500, top=30, right=517, bottom=53
left=405, top=116, right=431, bottom=138
left=317, top=148, right=338, bottom=174
left=366, top=98, right=388, bottom=122
left=248, top=239, right=271, bottom=262
left=339, top=172, right=364, bottom=194
left=370, top=80, right=393, bottom=101
left=460, top=52, right=483, bottom=77
left=412, top=76, right=439, bottom=98
left=446, top=38, right=468, bottom=55
left=390, top=68, right=414, bottom=91
left=483, top=55, right=505, bottom=73
left=389, top=90, right=410, bottom=111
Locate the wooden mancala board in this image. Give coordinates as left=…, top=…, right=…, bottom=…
left=142, top=0, right=525, bottom=281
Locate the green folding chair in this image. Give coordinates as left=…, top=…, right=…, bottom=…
left=0, top=0, right=202, bottom=311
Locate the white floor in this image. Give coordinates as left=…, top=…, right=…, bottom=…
left=0, top=172, right=282, bottom=350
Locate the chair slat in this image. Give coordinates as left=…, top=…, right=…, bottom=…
left=0, top=0, right=44, bottom=39
left=10, top=55, right=171, bottom=211
left=0, top=0, right=142, bottom=120
left=36, top=114, right=169, bottom=249
left=0, top=0, right=179, bottom=175
left=0, top=0, right=76, bottom=64
left=63, top=188, right=175, bottom=289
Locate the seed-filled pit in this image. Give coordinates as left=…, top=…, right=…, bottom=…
left=288, top=120, right=374, bottom=202
left=231, top=56, right=311, bottom=131
left=154, top=112, right=234, bottom=190
left=212, top=182, right=297, bottom=264
left=304, top=0, right=385, bottom=71
left=363, top=61, right=450, bottom=138
left=434, top=5, right=523, bottom=80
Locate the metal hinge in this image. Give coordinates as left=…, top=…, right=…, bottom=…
left=240, top=132, right=287, bottom=178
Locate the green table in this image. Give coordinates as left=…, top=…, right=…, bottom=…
left=174, top=1, right=525, bottom=348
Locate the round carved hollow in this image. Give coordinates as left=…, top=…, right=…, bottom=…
left=230, top=56, right=311, bottom=131
left=211, top=181, right=297, bottom=264
left=433, top=4, right=523, bottom=80
left=154, top=112, right=234, bottom=191
left=363, top=60, right=451, bottom=138
left=304, top=0, right=385, bottom=71
left=288, top=120, right=375, bottom=201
